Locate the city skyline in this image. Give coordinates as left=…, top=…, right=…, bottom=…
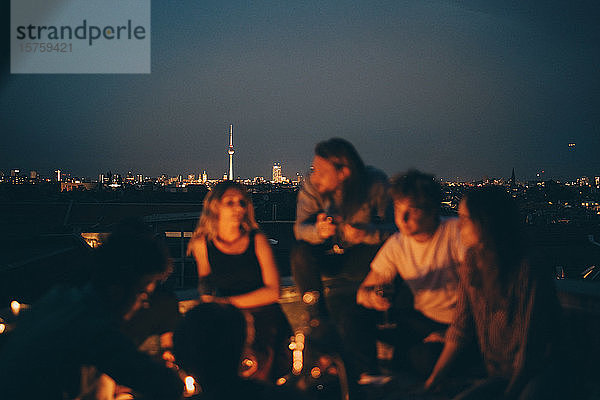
left=1, top=1, right=599, bottom=180
left=3, top=162, right=599, bottom=185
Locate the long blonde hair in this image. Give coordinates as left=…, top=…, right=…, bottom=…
left=192, top=181, right=259, bottom=242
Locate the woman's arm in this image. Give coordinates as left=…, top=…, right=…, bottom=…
left=425, top=340, right=461, bottom=390
left=188, top=236, right=218, bottom=303
left=425, top=274, right=473, bottom=391
left=226, top=232, right=281, bottom=309
left=187, top=236, right=211, bottom=279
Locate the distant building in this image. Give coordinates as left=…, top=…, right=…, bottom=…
left=272, top=162, right=282, bottom=183
left=509, top=168, right=516, bottom=188
left=110, top=173, right=122, bottom=186
left=202, top=170, right=208, bottom=183
left=126, top=171, right=135, bottom=184
left=8, top=169, right=26, bottom=185
left=29, top=170, right=38, bottom=180
left=61, top=182, right=98, bottom=192
left=227, top=124, right=235, bottom=180
left=578, top=177, right=590, bottom=187
left=55, top=170, right=61, bottom=182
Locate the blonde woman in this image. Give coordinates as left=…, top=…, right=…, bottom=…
left=187, top=181, right=292, bottom=383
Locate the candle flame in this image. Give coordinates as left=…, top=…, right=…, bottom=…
left=184, top=376, right=195, bottom=394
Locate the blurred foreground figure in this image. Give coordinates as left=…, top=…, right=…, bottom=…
left=173, top=302, right=306, bottom=400
left=425, top=187, right=567, bottom=399
left=0, top=219, right=183, bottom=400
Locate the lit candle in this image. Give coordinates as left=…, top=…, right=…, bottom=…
left=184, top=376, right=195, bottom=395
left=10, top=301, right=21, bottom=316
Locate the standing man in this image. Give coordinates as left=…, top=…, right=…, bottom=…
left=292, top=138, right=393, bottom=335
left=349, top=170, right=464, bottom=380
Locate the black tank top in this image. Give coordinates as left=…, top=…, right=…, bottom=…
left=206, top=231, right=264, bottom=297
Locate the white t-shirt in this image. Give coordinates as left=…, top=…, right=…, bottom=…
left=370, top=217, right=464, bottom=324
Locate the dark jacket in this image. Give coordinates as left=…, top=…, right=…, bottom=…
left=0, top=284, right=183, bottom=400
left=294, top=166, right=393, bottom=246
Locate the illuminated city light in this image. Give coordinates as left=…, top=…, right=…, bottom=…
left=272, top=162, right=283, bottom=183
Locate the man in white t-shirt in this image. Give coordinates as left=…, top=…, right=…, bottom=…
left=345, top=170, right=464, bottom=383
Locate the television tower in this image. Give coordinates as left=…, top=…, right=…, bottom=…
left=227, top=124, right=235, bottom=180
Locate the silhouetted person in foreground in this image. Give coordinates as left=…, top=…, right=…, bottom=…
left=425, top=187, right=567, bottom=399
left=0, top=219, right=183, bottom=400
left=173, top=302, right=306, bottom=400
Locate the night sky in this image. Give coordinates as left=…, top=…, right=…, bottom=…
left=1, top=1, right=599, bottom=181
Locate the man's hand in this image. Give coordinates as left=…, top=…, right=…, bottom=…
left=342, top=223, right=367, bottom=244
left=356, top=286, right=391, bottom=311
left=316, top=212, right=336, bottom=239
left=423, top=331, right=445, bottom=343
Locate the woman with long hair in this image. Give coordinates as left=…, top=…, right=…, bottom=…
left=187, top=181, right=292, bottom=383
left=425, top=187, right=565, bottom=399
